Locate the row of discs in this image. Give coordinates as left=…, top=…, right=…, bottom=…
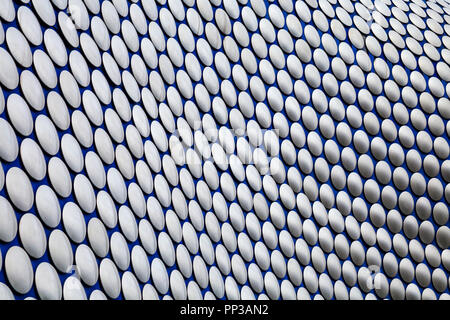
left=0, top=0, right=449, bottom=300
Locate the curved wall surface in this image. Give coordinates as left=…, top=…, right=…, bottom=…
left=0, top=0, right=449, bottom=300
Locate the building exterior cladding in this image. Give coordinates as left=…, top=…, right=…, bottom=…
left=0, top=0, right=449, bottom=300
